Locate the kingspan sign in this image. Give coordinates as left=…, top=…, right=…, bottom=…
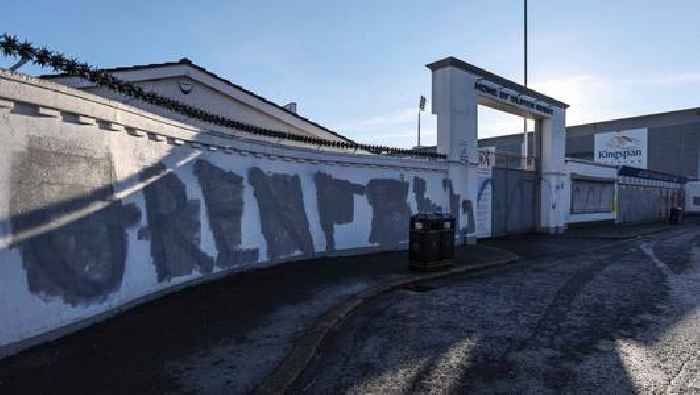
left=594, top=128, right=648, bottom=168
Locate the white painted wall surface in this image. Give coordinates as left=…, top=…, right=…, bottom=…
left=0, top=71, right=450, bottom=358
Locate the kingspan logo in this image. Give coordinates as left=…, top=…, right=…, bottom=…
left=598, top=148, right=642, bottom=160
left=597, top=134, right=643, bottom=161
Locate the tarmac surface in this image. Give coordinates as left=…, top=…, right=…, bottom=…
left=0, top=241, right=513, bottom=394
left=293, top=223, right=700, bottom=393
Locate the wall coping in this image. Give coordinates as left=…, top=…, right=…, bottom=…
left=0, top=70, right=448, bottom=173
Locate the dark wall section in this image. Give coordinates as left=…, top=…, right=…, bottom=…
left=618, top=185, right=682, bottom=224
left=140, top=163, right=214, bottom=282
left=565, top=133, right=594, bottom=160
left=481, top=109, right=700, bottom=177
left=413, top=177, right=442, bottom=213
left=479, top=133, right=533, bottom=156
left=647, top=123, right=700, bottom=177
left=194, top=160, right=259, bottom=268
left=565, top=113, right=700, bottom=177
left=366, top=179, right=411, bottom=247
left=248, top=167, right=314, bottom=260
left=10, top=136, right=140, bottom=306
left=314, top=173, right=365, bottom=251
left=492, top=168, right=537, bottom=236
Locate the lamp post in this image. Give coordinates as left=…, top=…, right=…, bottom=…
left=522, top=0, right=529, bottom=164
left=417, top=95, right=426, bottom=147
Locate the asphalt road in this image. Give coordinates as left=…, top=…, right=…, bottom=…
left=293, top=226, right=700, bottom=394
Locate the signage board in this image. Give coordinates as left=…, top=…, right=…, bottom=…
left=594, top=128, right=647, bottom=168
left=476, top=147, right=494, bottom=238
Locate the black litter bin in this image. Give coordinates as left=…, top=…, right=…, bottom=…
left=409, top=213, right=456, bottom=271
left=669, top=207, right=684, bottom=225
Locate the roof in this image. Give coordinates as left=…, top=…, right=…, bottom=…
left=566, top=106, right=700, bottom=131
left=426, top=56, right=569, bottom=109
left=41, top=58, right=354, bottom=143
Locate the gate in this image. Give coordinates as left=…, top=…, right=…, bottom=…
left=617, top=171, right=685, bottom=224
left=491, top=153, right=538, bottom=237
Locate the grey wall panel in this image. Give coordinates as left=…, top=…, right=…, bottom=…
left=618, top=184, right=683, bottom=224
left=647, top=122, right=700, bottom=177
left=565, top=134, right=594, bottom=160
left=492, top=168, right=537, bottom=236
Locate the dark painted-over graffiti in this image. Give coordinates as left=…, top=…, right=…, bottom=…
left=248, top=167, right=314, bottom=260
left=140, top=163, right=214, bottom=282
left=10, top=136, right=140, bottom=306
left=366, top=179, right=411, bottom=247
left=442, top=179, right=460, bottom=220
left=413, top=177, right=442, bottom=213
left=194, top=160, right=259, bottom=268
left=442, top=179, right=474, bottom=238
left=462, top=199, right=476, bottom=235
left=314, top=172, right=365, bottom=251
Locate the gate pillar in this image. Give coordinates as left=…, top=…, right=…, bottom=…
left=428, top=56, right=569, bottom=238
left=431, top=64, right=479, bottom=244
left=536, top=109, right=568, bottom=233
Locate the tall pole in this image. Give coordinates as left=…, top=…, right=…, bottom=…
left=522, top=0, right=529, bottom=166
left=417, top=110, right=421, bottom=147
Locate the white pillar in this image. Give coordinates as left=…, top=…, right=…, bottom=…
left=538, top=108, right=568, bottom=233
left=431, top=66, right=478, bottom=163
left=431, top=66, right=479, bottom=243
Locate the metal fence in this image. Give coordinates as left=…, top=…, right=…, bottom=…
left=479, top=150, right=536, bottom=171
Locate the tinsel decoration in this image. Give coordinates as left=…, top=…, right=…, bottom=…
left=0, top=33, right=446, bottom=159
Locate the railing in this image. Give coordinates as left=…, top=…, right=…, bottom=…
left=0, top=34, right=446, bottom=160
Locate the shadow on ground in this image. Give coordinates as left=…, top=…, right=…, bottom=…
left=0, top=241, right=510, bottom=394
left=292, top=222, right=700, bottom=393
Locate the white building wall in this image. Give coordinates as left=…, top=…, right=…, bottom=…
left=564, top=159, right=618, bottom=224
left=86, top=78, right=317, bottom=138
left=0, top=70, right=450, bottom=358
left=45, top=63, right=349, bottom=143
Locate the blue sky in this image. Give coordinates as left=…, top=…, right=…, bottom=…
left=2, top=0, right=699, bottom=147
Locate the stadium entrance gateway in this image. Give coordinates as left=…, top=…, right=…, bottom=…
left=427, top=57, right=569, bottom=237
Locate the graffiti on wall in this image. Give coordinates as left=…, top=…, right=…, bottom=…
left=248, top=167, right=315, bottom=260
left=413, top=176, right=442, bottom=213
left=194, top=160, right=259, bottom=268
left=366, top=179, right=411, bottom=247
left=8, top=144, right=442, bottom=306
left=314, top=172, right=365, bottom=251
left=140, top=163, right=214, bottom=282
left=10, top=136, right=141, bottom=306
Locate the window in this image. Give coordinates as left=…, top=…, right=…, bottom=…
left=571, top=180, right=615, bottom=214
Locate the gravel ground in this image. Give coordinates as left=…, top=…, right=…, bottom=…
left=294, top=225, right=700, bottom=394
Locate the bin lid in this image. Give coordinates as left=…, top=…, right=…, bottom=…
left=411, top=213, right=454, bottom=220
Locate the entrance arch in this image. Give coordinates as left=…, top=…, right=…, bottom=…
left=428, top=56, right=569, bottom=238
